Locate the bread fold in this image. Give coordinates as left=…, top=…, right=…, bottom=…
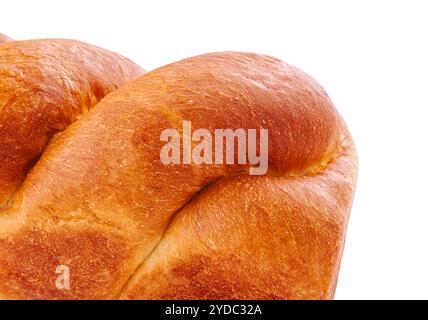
left=0, top=51, right=357, bottom=299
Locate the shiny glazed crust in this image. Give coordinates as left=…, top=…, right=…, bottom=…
left=0, top=38, right=145, bottom=207
left=0, top=51, right=357, bottom=299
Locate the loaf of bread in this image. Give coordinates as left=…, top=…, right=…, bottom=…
left=0, top=47, right=357, bottom=299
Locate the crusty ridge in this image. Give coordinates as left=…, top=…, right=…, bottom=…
left=0, top=39, right=145, bottom=208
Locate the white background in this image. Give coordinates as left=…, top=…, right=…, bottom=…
left=1, top=0, right=428, bottom=299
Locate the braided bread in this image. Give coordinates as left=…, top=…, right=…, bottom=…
left=0, top=45, right=357, bottom=299
left=0, top=38, right=144, bottom=208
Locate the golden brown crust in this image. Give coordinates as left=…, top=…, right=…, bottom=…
left=0, top=39, right=145, bottom=207
left=121, top=123, right=357, bottom=300
left=0, top=51, right=357, bottom=299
